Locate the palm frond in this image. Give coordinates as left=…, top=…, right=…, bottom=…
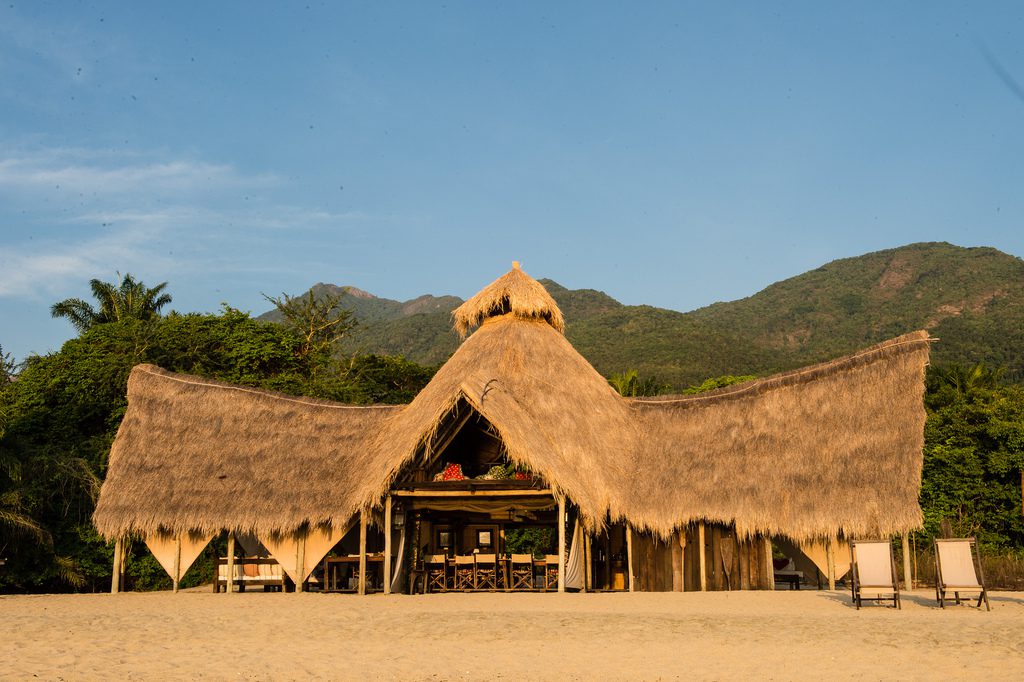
left=54, top=555, right=86, bottom=588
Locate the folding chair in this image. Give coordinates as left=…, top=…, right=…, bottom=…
left=426, top=554, right=448, bottom=593
left=935, top=538, right=990, bottom=611
left=475, top=554, right=498, bottom=590
left=510, top=554, right=534, bottom=591
left=850, top=539, right=900, bottom=609
left=543, top=554, right=560, bottom=591
left=454, top=555, right=475, bottom=590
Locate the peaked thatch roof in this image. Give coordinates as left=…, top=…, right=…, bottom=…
left=452, top=262, right=565, bottom=337
left=94, top=267, right=932, bottom=544
left=358, top=313, right=637, bottom=527
left=92, top=365, right=398, bottom=538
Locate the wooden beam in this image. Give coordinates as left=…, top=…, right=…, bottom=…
left=391, top=488, right=553, bottom=498
left=172, top=535, right=182, bottom=593
left=671, top=531, right=682, bottom=592
left=626, top=525, right=635, bottom=592
left=296, top=531, right=306, bottom=594
left=764, top=537, right=775, bottom=591
left=826, top=537, right=836, bottom=591
left=698, top=523, right=707, bottom=592
left=226, top=532, right=235, bottom=595
left=678, top=530, right=687, bottom=592
left=110, top=536, right=123, bottom=594
left=384, top=496, right=393, bottom=595
left=358, top=513, right=368, bottom=596
left=557, top=498, right=566, bottom=593
left=902, top=533, right=913, bottom=591
left=427, top=408, right=474, bottom=462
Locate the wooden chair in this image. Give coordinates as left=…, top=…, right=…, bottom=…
left=510, top=554, right=534, bottom=591
left=475, top=554, right=498, bottom=591
left=849, top=539, right=900, bottom=609
left=454, top=555, right=475, bottom=591
left=426, top=554, right=448, bottom=593
left=543, top=554, right=560, bottom=591
left=935, top=538, right=990, bottom=611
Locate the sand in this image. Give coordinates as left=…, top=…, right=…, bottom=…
left=2, top=589, right=1022, bottom=681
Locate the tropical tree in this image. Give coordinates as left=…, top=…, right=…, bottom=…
left=608, top=369, right=669, bottom=397
left=926, top=362, right=1005, bottom=408
left=262, top=289, right=356, bottom=363
left=920, top=364, right=1024, bottom=548
left=684, top=374, right=757, bottom=394
left=50, top=273, right=172, bottom=333
left=0, top=344, right=13, bottom=383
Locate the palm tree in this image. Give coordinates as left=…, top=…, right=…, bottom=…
left=608, top=369, right=640, bottom=397
left=51, top=273, right=172, bottom=333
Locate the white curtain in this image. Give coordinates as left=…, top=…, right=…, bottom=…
left=564, top=519, right=585, bottom=590
left=390, top=524, right=407, bottom=593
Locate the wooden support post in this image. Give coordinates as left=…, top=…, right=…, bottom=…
left=626, top=525, right=635, bottom=592
left=557, top=498, right=566, bottom=593
left=226, top=532, right=235, bottom=594
left=671, top=530, right=682, bottom=592
left=698, top=522, right=707, bottom=592
left=764, top=537, right=775, bottom=591
left=172, top=535, right=182, bottom=593
left=902, top=533, right=913, bottom=591
left=678, top=530, right=687, bottom=592
left=296, top=531, right=306, bottom=593
left=358, top=512, right=368, bottom=596
left=826, top=537, right=836, bottom=591
left=584, top=527, right=593, bottom=592
left=111, top=537, right=123, bottom=594
left=384, top=496, right=393, bottom=596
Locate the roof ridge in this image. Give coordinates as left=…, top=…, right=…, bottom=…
left=134, top=364, right=396, bottom=410
left=630, top=331, right=934, bottom=406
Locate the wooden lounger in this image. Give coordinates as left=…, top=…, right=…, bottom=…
left=849, top=539, right=900, bottom=609
left=935, top=538, right=990, bottom=611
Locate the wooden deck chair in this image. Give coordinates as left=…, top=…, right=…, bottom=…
left=454, top=555, right=475, bottom=591
left=426, top=554, right=448, bottom=593
left=935, top=538, right=990, bottom=611
left=510, top=554, right=534, bottom=591
left=543, top=554, right=560, bottom=591
left=475, top=554, right=498, bottom=590
left=850, top=539, right=900, bottom=609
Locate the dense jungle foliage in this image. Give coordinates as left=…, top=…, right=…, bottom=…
left=0, top=286, right=436, bottom=592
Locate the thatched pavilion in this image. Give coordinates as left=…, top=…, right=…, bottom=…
left=93, top=263, right=932, bottom=594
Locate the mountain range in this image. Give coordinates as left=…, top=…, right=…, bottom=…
left=259, top=242, right=1024, bottom=389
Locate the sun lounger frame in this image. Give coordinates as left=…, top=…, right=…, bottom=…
left=849, top=539, right=901, bottom=610
left=934, top=537, right=990, bottom=611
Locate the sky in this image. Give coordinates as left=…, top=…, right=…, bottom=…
left=1, top=2, right=1023, bottom=362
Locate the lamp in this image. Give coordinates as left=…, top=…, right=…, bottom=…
left=393, top=508, right=406, bottom=529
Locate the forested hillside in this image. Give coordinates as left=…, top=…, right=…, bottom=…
left=278, top=242, right=1024, bottom=388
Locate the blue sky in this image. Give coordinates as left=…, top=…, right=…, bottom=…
left=1, top=2, right=1022, bottom=362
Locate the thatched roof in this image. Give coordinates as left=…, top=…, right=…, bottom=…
left=94, top=266, right=932, bottom=543
left=452, top=262, right=565, bottom=337
left=625, top=331, right=931, bottom=540
left=358, top=313, right=637, bottom=527
left=92, top=365, right=398, bottom=538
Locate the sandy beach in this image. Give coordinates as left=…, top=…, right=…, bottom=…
left=2, top=589, right=1022, bottom=681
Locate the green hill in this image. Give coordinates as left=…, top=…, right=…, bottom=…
left=263, top=242, right=1024, bottom=388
